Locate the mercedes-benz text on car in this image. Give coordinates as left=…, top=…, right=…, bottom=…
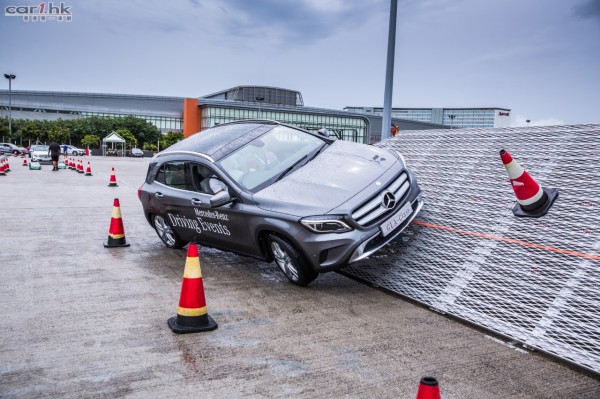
left=139, top=121, right=423, bottom=286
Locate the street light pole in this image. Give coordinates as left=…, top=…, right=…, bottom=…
left=381, top=0, right=398, bottom=141
left=4, top=73, right=16, bottom=137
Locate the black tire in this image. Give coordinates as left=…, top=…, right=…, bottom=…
left=267, top=234, right=318, bottom=286
left=152, top=214, right=188, bottom=249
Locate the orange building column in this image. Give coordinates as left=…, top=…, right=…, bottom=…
left=183, top=98, right=201, bottom=138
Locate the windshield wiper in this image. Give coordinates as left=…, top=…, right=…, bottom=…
left=308, top=143, right=327, bottom=162
left=274, top=155, right=307, bottom=183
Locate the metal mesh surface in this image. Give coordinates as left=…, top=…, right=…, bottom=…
left=343, top=124, right=600, bottom=374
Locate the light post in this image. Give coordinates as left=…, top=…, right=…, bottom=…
left=255, top=96, right=264, bottom=119
left=4, top=73, right=16, bottom=138
left=448, top=114, right=456, bottom=129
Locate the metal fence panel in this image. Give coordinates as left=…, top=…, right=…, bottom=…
left=343, top=124, right=600, bottom=374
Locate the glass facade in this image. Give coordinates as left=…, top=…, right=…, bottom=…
left=201, top=106, right=368, bottom=143
left=346, top=106, right=510, bottom=129
left=441, top=109, right=496, bottom=129
left=80, top=111, right=182, bottom=131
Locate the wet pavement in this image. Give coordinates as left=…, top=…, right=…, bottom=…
left=1, top=155, right=599, bottom=398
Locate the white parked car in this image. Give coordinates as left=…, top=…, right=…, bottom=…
left=30, top=145, right=52, bottom=163
left=62, top=145, right=85, bottom=156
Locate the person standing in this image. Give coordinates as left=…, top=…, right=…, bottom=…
left=48, top=141, right=61, bottom=171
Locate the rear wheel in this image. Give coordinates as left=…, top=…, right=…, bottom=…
left=267, top=235, right=317, bottom=286
left=153, top=214, right=188, bottom=249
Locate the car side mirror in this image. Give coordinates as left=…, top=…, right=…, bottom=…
left=209, top=191, right=233, bottom=208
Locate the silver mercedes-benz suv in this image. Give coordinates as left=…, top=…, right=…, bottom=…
left=139, top=121, right=422, bottom=286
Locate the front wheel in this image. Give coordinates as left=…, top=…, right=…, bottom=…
left=152, top=214, right=188, bottom=249
left=267, top=235, right=317, bottom=286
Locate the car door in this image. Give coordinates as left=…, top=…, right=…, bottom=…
left=151, top=160, right=203, bottom=243
left=186, top=161, right=256, bottom=255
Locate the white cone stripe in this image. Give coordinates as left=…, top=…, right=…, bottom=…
left=517, top=186, right=544, bottom=206
left=503, top=159, right=525, bottom=179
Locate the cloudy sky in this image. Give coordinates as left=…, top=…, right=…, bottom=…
left=2, top=0, right=599, bottom=126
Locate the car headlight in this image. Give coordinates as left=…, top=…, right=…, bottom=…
left=300, top=215, right=352, bottom=234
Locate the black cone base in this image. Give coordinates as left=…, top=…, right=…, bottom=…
left=168, top=314, right=218, bottom=334
left=513, top=187, right=558, bottom=218
left=104, top=236, right=130, bottom=248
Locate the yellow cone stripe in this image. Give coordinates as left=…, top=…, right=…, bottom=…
left=503, top=159, right=524, bottom=179
left=177, top=305, right=207, bottom=317
left=111, top=207, right=122, bottom=219
left=109, top=233, right=125, bottom=239
left=183, top=258, right=202, bottom=278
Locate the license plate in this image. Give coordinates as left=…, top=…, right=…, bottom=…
left=380, top=202, right=413, bottom=237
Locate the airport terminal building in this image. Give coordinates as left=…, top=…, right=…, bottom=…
left=0, top=86, right=449, bottom=144
left=344, top=106, right=512, bottom=129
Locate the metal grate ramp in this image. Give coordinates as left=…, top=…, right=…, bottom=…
left=342, top=124, right=600, bottom=374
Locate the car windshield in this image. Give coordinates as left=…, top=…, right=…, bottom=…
left=33, top=145, right=49, bottom=151
left=218, top=125, right=326, bottom=193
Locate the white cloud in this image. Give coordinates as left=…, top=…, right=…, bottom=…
left=513, top=115, right=566, bottom=127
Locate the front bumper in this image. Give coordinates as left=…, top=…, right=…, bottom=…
left=294, top=193, right=423, bottom=273
left=32, top=155, right=52, bottom=164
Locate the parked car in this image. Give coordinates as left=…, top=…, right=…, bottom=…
left=0, top=142, right=28, bottom=156
left=139, top=121, right=423, bottom=286
left=129, top=148, right=144, bottom=157
left=29, top=145, right=52, bottom=163
left=61, top=145, right=85, bottom=156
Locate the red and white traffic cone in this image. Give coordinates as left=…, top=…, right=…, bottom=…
left=0, top=159, right=6, bottom=176
left=85, top=161, right=93, bottom=176
left=78, top=160, right=84, bottom=173
left=108, top=167, right=118, bottom=187
left=104, top=198, right=130, bottom=247
left=168, top=244, right=218, bottom=334
left=500, top=149, right=558, bottom=218
left=415, top=377, right=441, bottom=399
left=23, top=158, right=28, bottom=166
left=4, top=158, right=10, bottom=172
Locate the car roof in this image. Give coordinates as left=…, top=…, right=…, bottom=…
left=157, top=121, right=280, bottom=161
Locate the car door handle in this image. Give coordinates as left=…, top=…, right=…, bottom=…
left=155, top=192, right=164, bottom=199
left=191, top=198, right=203, bottom=206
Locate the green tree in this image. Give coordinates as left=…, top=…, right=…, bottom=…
left=48, top=124, right=71, bottom=144
left=19, top=120, right=45, bottom=143
left=115, top=129, right=137, bottom=148
left=161, top=131, right=184, bottom=148
left=81, top=134, right=100, bottom=148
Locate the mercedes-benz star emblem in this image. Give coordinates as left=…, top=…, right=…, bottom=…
left=382, top=191, right=396, bottom=209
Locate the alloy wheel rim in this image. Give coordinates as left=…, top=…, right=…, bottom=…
left=271, top=242, right=299, bottom=281
left=155, top=215, right=175, bottom=246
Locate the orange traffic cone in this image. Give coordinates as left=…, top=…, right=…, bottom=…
left=168, top=244, right=218, bottom=334
left=415, top=377, right=441, bottom=399
left=500, top=149, right=558, bottom=218
left=104, top=198, right=130, bottom=247
left=85, top=162, right=92, bottom=176
left=23, top=158, right=28, bottom=166
left=108, top=167, right=118, bottom=187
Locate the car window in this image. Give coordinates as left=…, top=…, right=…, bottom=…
left=218, top=125, right=325, bottom=192
left=155, top=161, right=193, bottom=191
left=189, top=163, right=222, bottom=195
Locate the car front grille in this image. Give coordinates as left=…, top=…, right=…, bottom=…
left=351, top=171, right=410, bottom=227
